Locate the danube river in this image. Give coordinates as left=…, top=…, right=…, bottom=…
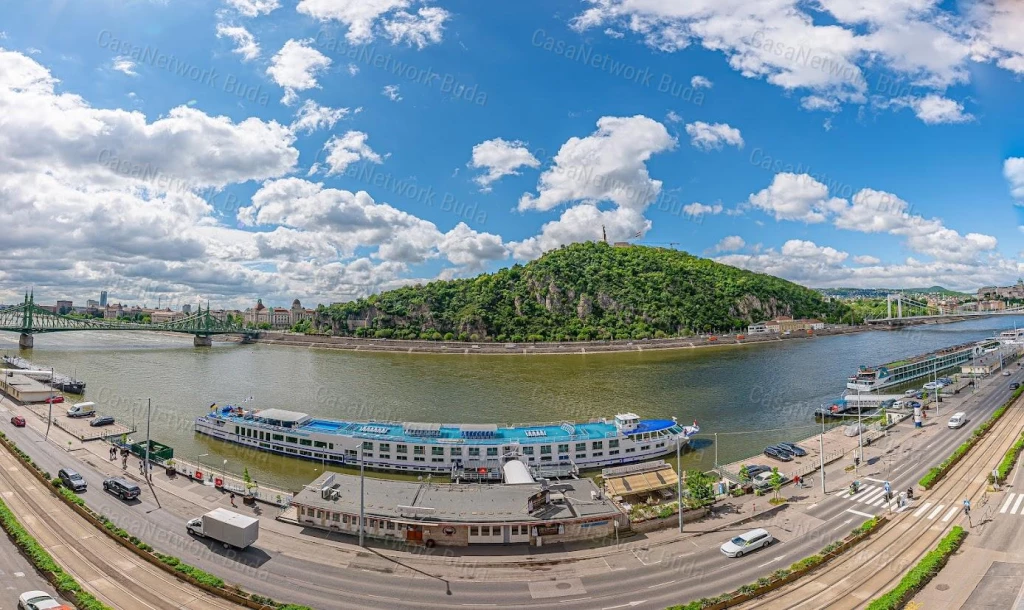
left=3, top=317, right=1022, bottom=490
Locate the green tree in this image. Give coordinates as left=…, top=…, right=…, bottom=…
left=739, top=464, right=751, bottom=482
left=770, top=467, right=783, bottom=501
left=685, top=470, right=716, bottom=508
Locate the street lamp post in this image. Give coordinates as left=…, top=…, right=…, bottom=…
left=820, top=416, right=826, bottom=494
left=197, top=453, right=208, bottom=482
left=359, top=450, right=365, bottom=547
left=144, top=399, right=151, bottom=478
left=45, top=368, right=54, bottom=440
left=676, top=436, right=683, bottom=534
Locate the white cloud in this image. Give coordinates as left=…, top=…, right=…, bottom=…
left=224, top=0, right=280, bottom=17
left=381, top=84, right=402, bottom=101
left=321, top=131, right=383, bottom=175
left=569, top=0, right=1009, bottom=116
left=890, top=94, right=974, bottom=124
left=1005, top=157, right=1024, bottom=202
left=216, top=24, right=260, bottom=62
left=266, top=39, right=332, bottom=105
left=290, top=100, right=350, bottom=135
left=112, top=56, right=137, bottom=76
left=437, top=222, right=508, bottom=271
left=296, top=0, right=450, bottom=48
left=748, top=173, right=846, bottom=223
left=665, top=110, right=683, bottom=123
left=682, top=202, right=723, bottom=217
left=519, top=115, right=676, bottom=212
left=853, top=254, right=881, bottom=264
left=713, top=235, right=745, bottom=252
left=348, top=63, right=360, bottom=76
left=684, top=121, right=744, bottom=151
left=468, top=138, right=540, bottom=192
left=690, top=75, right=713, bottom=88
left=510, top=205, right=649, bottom=260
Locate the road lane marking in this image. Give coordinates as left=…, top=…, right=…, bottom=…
left=1000, top=493, right=1015, bottom=514
left=602, top=601, right=646, bottom=609
left=865, top=477, right=886, bottom=483
left=927, top=504, right=945, bottom=520
left=942, top=506, right=959, bottom=522
left=913, top=502, right=933, bottom=518
left=846, top=508, right=874, bottom=518
left=1012, top=494, right=1024, bottom=515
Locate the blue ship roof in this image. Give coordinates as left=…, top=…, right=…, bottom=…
left=206, top=406, right=684, bottom=445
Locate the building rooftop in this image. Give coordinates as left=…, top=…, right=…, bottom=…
left=292, top=471, right=622, bottom=524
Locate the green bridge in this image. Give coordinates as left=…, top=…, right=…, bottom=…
left=0, top=293, right=257, bottom=348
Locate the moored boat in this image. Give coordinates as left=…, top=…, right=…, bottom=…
left=194, top=405, right=700, bottom=475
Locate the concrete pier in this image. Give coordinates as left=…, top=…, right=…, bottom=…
left=193, top=335, right=212, bottom=347
left=18, top=333, right=33, bottom=349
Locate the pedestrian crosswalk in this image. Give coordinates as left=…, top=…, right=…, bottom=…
left=998, top=492, right=1024, bottom=516
left=842, top=484, right=902, bottom=511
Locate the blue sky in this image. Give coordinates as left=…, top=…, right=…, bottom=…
left=1, top=0, right=1023, bottom=308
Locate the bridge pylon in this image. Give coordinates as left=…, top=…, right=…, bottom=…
left=18, top=333, right=33, bottom=349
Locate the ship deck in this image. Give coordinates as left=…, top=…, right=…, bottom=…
left=206, top=408, right=680, bottom=445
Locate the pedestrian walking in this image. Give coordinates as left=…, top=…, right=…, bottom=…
left=230, top=493, right=236, bottom=507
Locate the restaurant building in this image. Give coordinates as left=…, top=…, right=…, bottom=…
left=288, top=471, right=626, bottom=547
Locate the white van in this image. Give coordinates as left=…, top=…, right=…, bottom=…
left=66, top=402, right=96, bottom=418
left=892, top=400, right=906, bottom=409
left=753, top=471, right=784, bottom=489
left=947, top=412, right=967, bottom=429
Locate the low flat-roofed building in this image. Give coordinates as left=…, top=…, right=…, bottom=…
left=0, top=372, right=54, bottom=403
left=289, top=470, right=625, bottom=547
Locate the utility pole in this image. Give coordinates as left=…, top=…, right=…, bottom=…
left=45, top=368, right=54, bottom=440
left=820, top=416, right=826, bottom=494
left=676, top=436, right=683, bottom=534
left=714, top=433, right=718, bottom=470
left=359, top=451, right=365, bottom=547
left=144, top=399, right=151, bottom=477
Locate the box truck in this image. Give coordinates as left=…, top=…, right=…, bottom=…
left=186, top=508, right=259, bottom=549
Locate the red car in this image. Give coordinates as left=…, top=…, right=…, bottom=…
left=10, top=416, right=26, bottom=427
left=44, top=396, right=65, bottom=404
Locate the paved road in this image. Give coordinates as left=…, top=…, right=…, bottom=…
left=1, top=364, right=1022, bottom=610
left=0, top=522, right=66, bottom=610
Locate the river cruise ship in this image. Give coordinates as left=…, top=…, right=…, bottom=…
left=194, top=405, right=699, bottom=475
left=847, top=340, right=991, bottom=393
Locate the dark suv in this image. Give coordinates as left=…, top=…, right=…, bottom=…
left=763, top=446, right=793, bottom=462
left=102, top=477, right=140, bottom=501
left=58, top=468, right=87, bottom=492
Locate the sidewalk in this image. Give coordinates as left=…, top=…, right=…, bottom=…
left=0, top=365, right=1014, bottom=582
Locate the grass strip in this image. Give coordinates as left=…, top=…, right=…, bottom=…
left=0, top=497, right=113, bottom=610
left=866, top=526, right=967, bottom=610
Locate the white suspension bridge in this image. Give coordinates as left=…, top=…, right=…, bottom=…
left=865, top=293, right=1024, bottom=325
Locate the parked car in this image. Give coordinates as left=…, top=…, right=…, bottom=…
left=879, top=399, right=896, bottom=409
left=10, top=415, right=26, bottom=427
left=768, top=444, right=796, bottom=459
left=1003, top=371, right=1012, bottom=376
left=923, top=381, right=941, bottom=390
left=763, top=446, right=793, bottom=462
left=752, top=471, right=784, bottom=489
left=907, top=401, right=922, bottom=409
left=89, top=415, right=115, bottom=427
left=43, top=396, right=64, bottom=404
left=776, top=442, right=807, bottom=457
left=720, top=528, right=774, bottom=558
left=18, top=590, right=72, bottom=610
left=903, top=389, right=917, bottom=397
left=57, top=468, right=87, bottom=492
left=743, top=464, right=772, bottom=479
left=1011, top=382, right=1020, bottom=390
left=102, top=477, right=140, bottom=501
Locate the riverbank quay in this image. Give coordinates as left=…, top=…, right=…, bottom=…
left=0, top=364, right=1021, bottom=610
left=256, top=324, right=872, bottom=355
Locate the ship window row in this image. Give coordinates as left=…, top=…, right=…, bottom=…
left=356, top=440, right=618, bottom=457
left=234, top=426, right=334, bottom=450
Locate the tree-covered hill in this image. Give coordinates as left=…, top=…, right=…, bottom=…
left=318, top=242, right=849, bottom=341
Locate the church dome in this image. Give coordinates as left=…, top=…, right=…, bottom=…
left=292, top=299, right=301, bottom=308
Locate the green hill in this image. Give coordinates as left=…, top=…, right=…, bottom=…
left=319, top=242, right=849, bottom=341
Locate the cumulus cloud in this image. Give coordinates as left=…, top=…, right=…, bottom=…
left=749, top=173, right=846, bottom=223
left=509, top=205, right=649, bottom=260
left=690, top=75, right=713, bottom=88
left=682, top=202, right=723, bottom=218
left=381, top=84, right=402, bottom=101
left=290, top=100, right=350, bottom=135
left=320, top=131, right=383, bottom=175
left=296, top=0, right=450, bottom=48
left=224, top=0, right=280, bottom=17
left=266, top=39, right=332, bottom=105
left=889, top=94, right=974, bottom=124
left=468, top=138, right=540, bottom=192
left=684, top=121, right=744, bottom=151
left=216, top=24, right=260, bottom=61
left=713, top=235, right=745, bottom=252
left=518, top=115, right=676, bottom=212
left=854, top=254, right=881, bottom=264
left=1003, top=157, right=1024, bottom=202
left=568, top=0, right=1010, bottom=121
left=112, top=56, right=137, bottom=76
left=437, top=222, right=508, bottom=271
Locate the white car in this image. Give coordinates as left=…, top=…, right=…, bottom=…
left=1003, top=371, right=1012, bottom=376
left=721, top=528, right=774, bottom=557
left=18, top=591, right=71, bottom=610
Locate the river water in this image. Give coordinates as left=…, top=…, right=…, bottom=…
left=3, top=316, right=1022, bottom=490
